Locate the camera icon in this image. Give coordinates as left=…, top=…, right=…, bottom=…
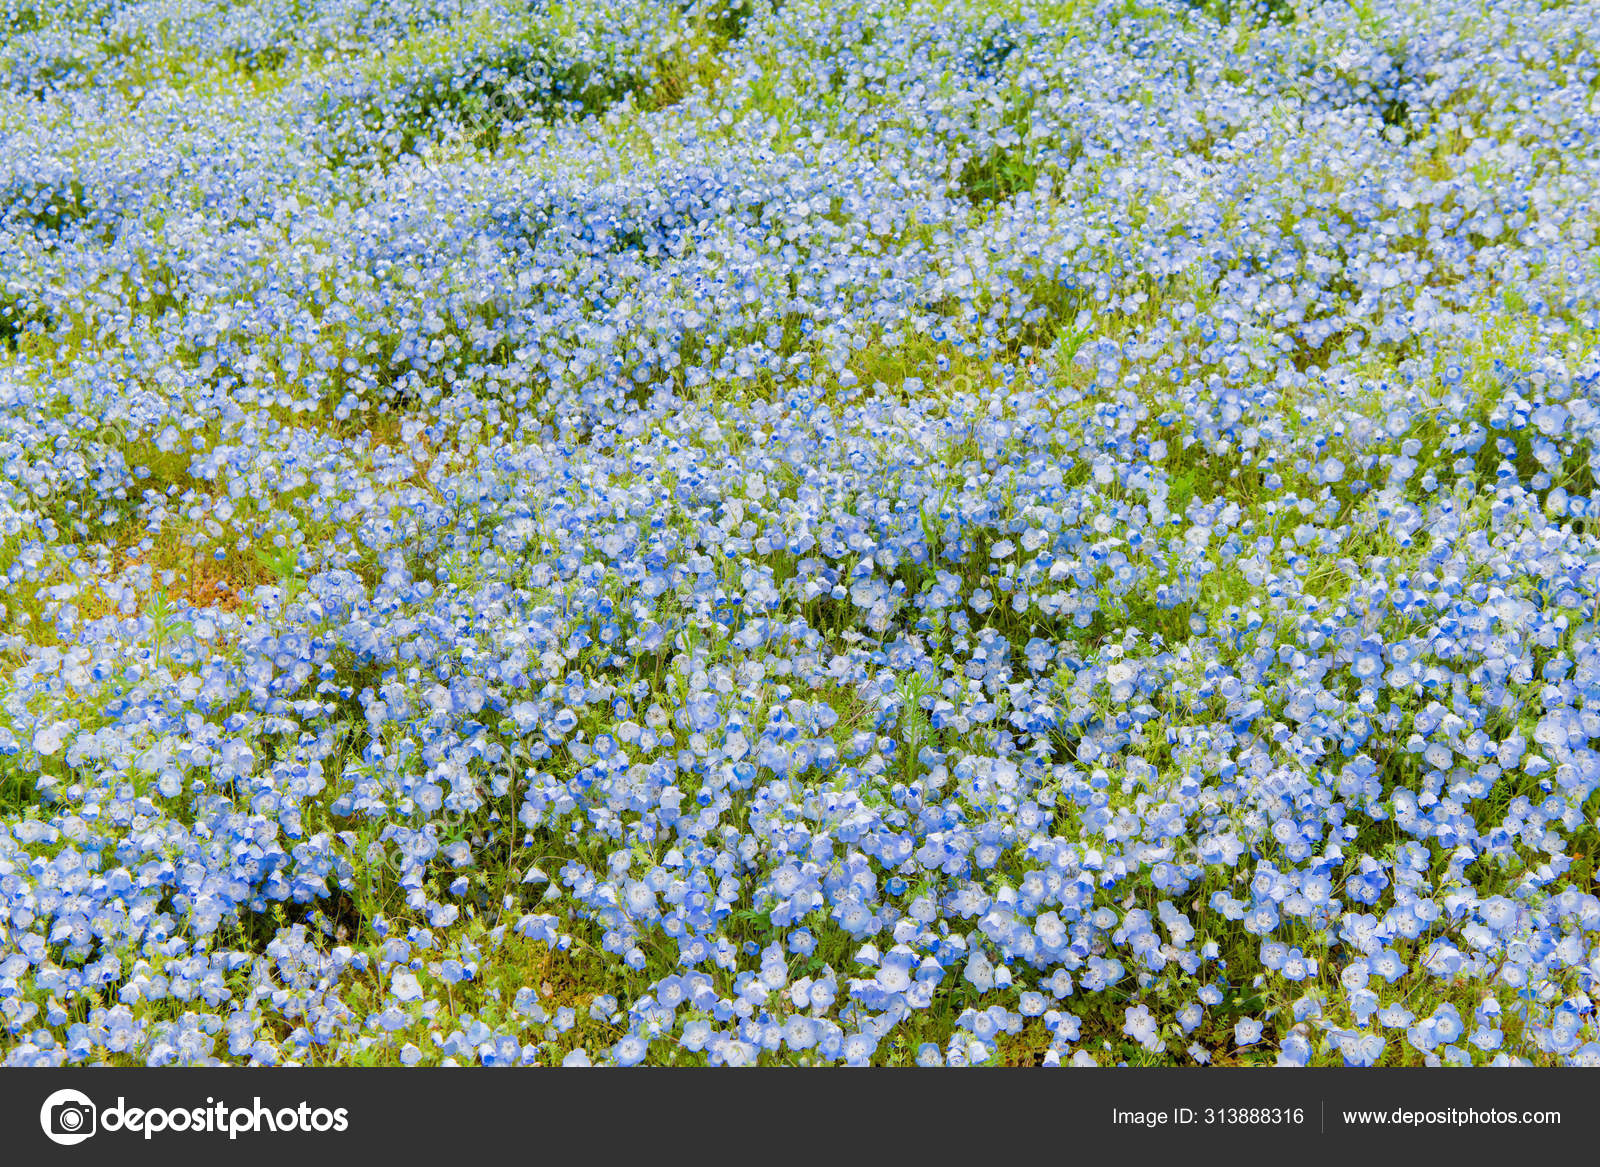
left=39, top=1089, right=97, bottom=1146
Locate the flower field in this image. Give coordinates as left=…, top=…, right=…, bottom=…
left=2, top=0, right=1599, bottom=1068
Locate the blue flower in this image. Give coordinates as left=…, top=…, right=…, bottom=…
left=612, top=1035, right=648, bottom=1067
left=2, top=0, right=1596, bottom=1072
left=1339, top=1031, right=1386, bottom=1068
left=1276, top=1031, right=1311, bottom=1068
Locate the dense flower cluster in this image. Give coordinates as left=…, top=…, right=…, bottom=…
left=2, top=0, right=1599, bottom=1067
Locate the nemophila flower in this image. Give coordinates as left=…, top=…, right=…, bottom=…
left=1348, top=988, right=1380, bottom=1025
left=1407, top=1019, right=1441, bottom=1055
left=30, top=722, right=68, bottom=756
left=964, top=952, right=995, bottom=992
left=1340, top=960, right=1370, bottom=992
left=1234, top=1018, right=1263, bottom=1048
left=1428, top=1005, right=1465, bottom=1046
left=1115, top=1004, right=1160, bottom=1053
left=1277, top=1031, right=1312, bottom=1068
left=1378, top=1003, right=1414, bottom=1030
left=612, top=1035, right=648, bottom=1067
left=391, top=971, right=422, bottom=1003
left=1338, top=1031, right=1387, bottom=1068
left=512, top=987, right=547, bottom=1023
left=783, top=1015, right=817, bottom=1051
left=1368, top=949, right=1404, bottom=984
left=1470, top=1026, right=1503, bottom=1053
left=4, top=0, right=1600, bottom=1071
left=1569, top=1043, right=1600, bottom=1068
left=375, top=1006, right=409, bottom=1033
left=842, top=1031, right=876, bottom=1066
left=1481, top=896, right=1520, bottom=935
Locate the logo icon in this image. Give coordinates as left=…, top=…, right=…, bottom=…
left=40, top=1089, right=97, bottom=1146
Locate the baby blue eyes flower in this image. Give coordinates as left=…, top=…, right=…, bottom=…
left=964, top=952, right=995, bottom=991
left=376, top=1006, right=409, bottom=1032
left=1369, top=950, right=1404, bottom=983
left=1122, top=1004, right=1163, bottom=1052
left=1481, top=897, right=1519, bottom=933
left=876, top=963, right=911, bottom=993
left=1277, top=1032, right=1311, bottom=1067
left=1570, top=1043, right=1600, bottom=1068
left=809, top=981, right=836, bottom=1012
left=390, top=971, right=422, bottom=1003
left=1339, top=1031, right=1386, bottom=1067
left=1234, top=1019, right=1263, bottom=1047
left=1429, top=1005, right=1464, bottom=1045
left=612, top=1035, right=648, bottom=1066
left=437, top=960, right=468, bottom=985
left=1378, top=1004, right=1414, bottom=1029
left=512, top=988, right=546, bottom=1021
left=842, top=1032, right=876, bottom=1066
left=783, top=1016, right=817, bottom=1050
left=30, top=724, right=67, bottom=756
left=1348, top=988, right=1379, bottom=1025
left=3, top=0, right=1595, bottom=1075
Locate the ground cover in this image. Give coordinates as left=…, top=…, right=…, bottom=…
left=1, top=0, right=1599, bottom=1066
